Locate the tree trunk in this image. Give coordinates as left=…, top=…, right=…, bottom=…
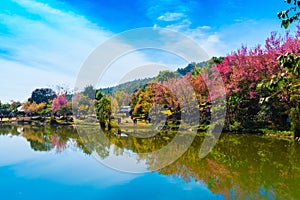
left=290, top=105, right=300, bottom=139
left=99, top=121, right=106, bottom=130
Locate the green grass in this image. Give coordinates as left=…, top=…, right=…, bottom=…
left=260, top=128, right=293, bottom=137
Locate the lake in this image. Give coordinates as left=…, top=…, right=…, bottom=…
left=0, top=125, right=299, bottom=200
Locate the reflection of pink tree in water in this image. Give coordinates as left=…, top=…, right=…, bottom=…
left=51, top=133, right=66, bottom=152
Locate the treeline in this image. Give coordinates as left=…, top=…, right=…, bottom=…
left=127, top=28, right=300, bottom=137
left=2, top=27, right=300, bottom=137
left=0, top=88, right=74, bottom=124
left=100, top=77, right=155, bottom=95
left=99, top=60, right=213, bottom=96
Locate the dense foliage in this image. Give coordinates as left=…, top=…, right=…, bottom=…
left=278, top=0, right=300, bottom=28
left=95, top=90, right=112, bottom=129
left=2, top=25, right=300, bottom=138
left=0, top=101, right=20, bottom=118
left=129, top=27, right=300, bottom=137
left=29, top=88, right=56, bottom=104
left=3, top=125, right=299, bottom=199
left=100, top=77, right=155, bottom=95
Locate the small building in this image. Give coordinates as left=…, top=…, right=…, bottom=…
left=119, top=106, right=131, bottom=116
left=17, top=106, right=25, bottom=116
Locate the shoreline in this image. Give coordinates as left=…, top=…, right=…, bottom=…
left=0, top=117, right=296, bottom=140
left=0, top=116, right=74, bottom=126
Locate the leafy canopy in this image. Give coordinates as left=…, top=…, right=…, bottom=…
left=278, top=0, right=300, bottom=28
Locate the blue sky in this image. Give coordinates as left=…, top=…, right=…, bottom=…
left=0, top=0, right=294, bottom=102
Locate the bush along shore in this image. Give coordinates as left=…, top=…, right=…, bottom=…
left=0, top=116, right=74, bottom=126
left=2, top=28, right=300, bottom=140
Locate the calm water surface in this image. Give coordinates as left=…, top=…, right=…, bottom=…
left=0, top=125, right=299, bottom=200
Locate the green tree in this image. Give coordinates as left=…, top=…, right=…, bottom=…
left=259, top=53, right=300, bottom=137
left=113, top=90, right=131, bottom=107
left=130, top=86, right=153, bottom=117
left=10, top=101, right=21, bottom=116
left=82, top=85, right=96, bottom=99
left=57, top=104, right=72, bottom=118
left=156, top=70, right=179, bottom=83
left=0, top=102, right=11, bottom=117
left=73, top=93, right=94, bottom=119
left=278, top=53, right=300, bottom=137
left=278, top=0, right=300, bottom=28
left=22, top=101, right=46, bottom=116
left=29, top=88, right=56, bottom=104
left=95, top=91, right=112, bottom=129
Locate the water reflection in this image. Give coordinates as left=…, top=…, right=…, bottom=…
left=0, top=125, right=300, bottom=199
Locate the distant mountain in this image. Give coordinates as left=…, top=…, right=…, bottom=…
left=100, top=77, right=155, bottom=95
left=99, top=59, right=215, bottom=95
left=176, top=61, right=208, bottom=76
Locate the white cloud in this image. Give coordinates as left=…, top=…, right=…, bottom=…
left=163, top=22, right=226, bottom=57
left=1, top=0, right=287, bottom=104
left=160, top=18, right=291, bottom=57
left=158, top=12, right=185, bottom=22
left=2, top=1, right=189, bottom=102
left=147, top=4, right=223, bottom=57
left=198, top=26, right=211, bottom=30
left=0, top=0, right=110, bottom=74
left=97, top=50, right=188, bottom=88
left=0, top=58, right=75, bottom=103
left=0, top=0, right=150, bottom=102
left=146, top=0, right=289, bottom=58
left=165, top=19, right=192, bottom=30
left=216, top=19, right=290, bottom=54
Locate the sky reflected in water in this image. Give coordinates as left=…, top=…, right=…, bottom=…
left=0, top=132, right=223, bottom=200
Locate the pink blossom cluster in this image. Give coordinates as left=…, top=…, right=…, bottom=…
left=52, top=95, right=68, bottom=113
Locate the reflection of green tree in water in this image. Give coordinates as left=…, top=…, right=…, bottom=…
left=0, top=125, right=20, bottom=135
left=89, top=128, right=300, bottom=199
left=0, top=125, right=89, bottom=153
left=157, top=135, right=300, bottom=199
left=2, top=125, right=300, bottom=199
left=105, top=129, right=177, bottom=153
left=76, top=126, right=111, bottom=159
left=29, top=140, right=52, bottom=151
